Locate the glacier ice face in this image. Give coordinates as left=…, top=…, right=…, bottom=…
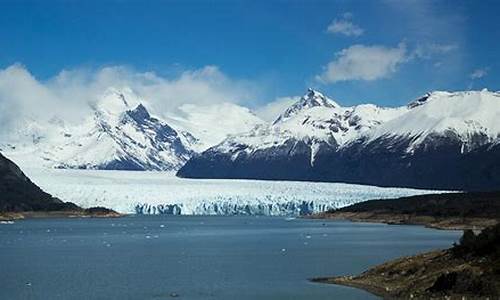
left=18, top=168, right=443, bottom=216
left=135, top=200, right=340, bottom=216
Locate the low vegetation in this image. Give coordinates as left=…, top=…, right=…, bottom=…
left=312, top=192, right=500, bottom=299
left=314, top=191, right=500, bottom=229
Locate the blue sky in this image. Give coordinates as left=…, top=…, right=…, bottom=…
left=0, top=0, right=498, bottom=110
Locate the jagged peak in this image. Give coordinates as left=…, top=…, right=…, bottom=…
left=273, top=89, right=339, bottom=124
left=125, top=103, right=152, bottom=123
left=303, top=88, right=338, bottom=107
left=94, top=87, right=144, bottom=115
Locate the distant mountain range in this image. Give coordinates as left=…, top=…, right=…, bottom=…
left=2, top=87, right=500, bottom=190
left=178, top=89, right=500, bottom=191
left=0, top=87, right=262, bottom=171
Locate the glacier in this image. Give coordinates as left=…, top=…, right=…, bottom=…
left=20, top=167, right=443, bottom=216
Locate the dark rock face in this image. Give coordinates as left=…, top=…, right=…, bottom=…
left=0, top=153, right=66, bottom=212
left=178, top=139, right=319, bottom=181
left=58, top=103, right=194, bottom=171
left=107, top=104, right=193, bottom=171
left=177, top=134, right=500, bottom=191
left=312, top=134, right=500, bottom=191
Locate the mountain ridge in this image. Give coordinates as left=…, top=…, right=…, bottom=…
left=178, top=89, right=500, bottom=191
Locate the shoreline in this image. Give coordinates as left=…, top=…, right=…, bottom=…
left=308, top=211, right=498, bottom=230
left=311, top=275, right=391, bottom=299
left=309, top=191, right=500, bottom=299
left=311, top=244, right=500, bottom=299
left=310, top=250, right=449, bottom=300
left=0, top=209, right=123, bottom=221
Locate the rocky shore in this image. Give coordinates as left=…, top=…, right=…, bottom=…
left=311, top=192, right=500, bottom=299
left=0, top=207, right=122, bottom=221
left=312, top=223, right=500, bottom=299
left=311, top=211, right=497, bottom=230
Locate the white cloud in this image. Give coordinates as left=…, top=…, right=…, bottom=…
left=316, top=43, right=407, bottom=83
left=412, top=43, right=458, bottom=59
left=255, top=96, right=299, bottom=121
left=327, top=17, right=364, bottom=37
left=470, top=68, right=488, bottom=79
left=0, top=64, right=261, bottom=135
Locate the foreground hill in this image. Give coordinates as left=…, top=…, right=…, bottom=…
left=178, top=89, right=500, bottom=191
left=312, top=192, right=500, bottom=299
left=313, top=191, right=500, bottom=230
left=0, top=152, right=118, bottom=220
left=313, top=223, right=500, bottom=299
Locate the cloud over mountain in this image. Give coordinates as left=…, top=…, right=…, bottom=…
left=0, top=64, right=260, bottom=136
left=316, top=43, right=408, bottom=83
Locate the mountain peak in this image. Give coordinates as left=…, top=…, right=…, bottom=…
left=95, top=87, right=144, bottom=115
left=273, top=89, right=338, bottom=124
left=125, top=103, right=151, bottom=123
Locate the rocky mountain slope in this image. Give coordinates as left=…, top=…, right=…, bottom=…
left=0, top=152, right=120, bottom=220
left=178, top=89, right=500, bottom=191
left=51, top=88, right=196, bottom=170
left=0, top=151, right=84, bottom=213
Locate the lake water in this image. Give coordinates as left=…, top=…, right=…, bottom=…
left=0, top=216, right=460, bottom=300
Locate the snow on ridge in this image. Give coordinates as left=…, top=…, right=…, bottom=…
left=2, top=87, right=196, bottom=171
left=210, top=89, right=500, bottom=159
left=365, top=89, right=500, bottom=148
left=3, top=87, right=499, bottom=171
left=211, top=89, right=408, bottom=160
left=273, top=88, right=339, bottom=124
left=165, top=102, right=265, bottom=152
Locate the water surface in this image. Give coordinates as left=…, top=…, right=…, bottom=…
left=0, top=216, right=460, bottom=299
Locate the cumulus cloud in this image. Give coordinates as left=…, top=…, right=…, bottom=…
left=0, top=64, right=261, bottom=136
left=327, top=13, right=364, bottom=37
left=255, top=96, right=299, bottom=121
left=316, top=43, right=407, bottom=83
left=470, top=68, right=488, bottom=80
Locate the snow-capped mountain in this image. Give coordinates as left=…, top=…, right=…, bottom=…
left=365, top=90, right=500, bottom=151
left=179, top=88, right=407, bottom=169
left=1, top=88, right=196, bottom=171
left=273, top=88, right=339, bottom=124
left=54, top=89, right=197, bottom=170
left=178, top=89, right=500, bottom=191
left=1, top=87, right=266, bottom=171
left=164, top=102, right=265, bottom=152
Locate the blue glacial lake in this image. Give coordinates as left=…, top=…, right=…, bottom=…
left=0, top=216, right=460, bottom=299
